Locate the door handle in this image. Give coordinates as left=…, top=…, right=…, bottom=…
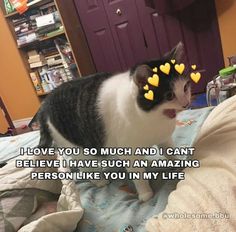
left=116, top=8, right=122, bottom=16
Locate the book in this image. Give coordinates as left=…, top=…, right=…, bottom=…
left=48, top=64, right=64, bottom=70
left=28, top=55, right=45, bottom=64
left=36, top=13, right=55, bottom=28
left=47, top=59, right=63, bottom=66
left=45, top=53, right=60, bottom=60
left=16, top=30, right=35, bottom=38
left=30, top=61, right=46, bottom=68
left=17, top=33, right=37, bottom=46
left=42, top=48, right=58, bottom=57
left=12, top=18, right=28, bottom=26
left=37, top=23, right=61, bottom=35
left=27, top=50, right=38, bottom=58
left=29, top=72, right=44, bottom=95
left=45, top=27, right=64, bottom=38
left=45, top=53, right=62, bottom=66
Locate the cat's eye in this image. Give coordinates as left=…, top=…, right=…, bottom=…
left=165, top=91, right=175, bottom=101
left=184, top=81, right=191, bottom=92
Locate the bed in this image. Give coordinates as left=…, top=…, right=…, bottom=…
left=0, top=97, right=235, bottom=232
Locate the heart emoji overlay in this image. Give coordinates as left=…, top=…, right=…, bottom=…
left=152, top=67, right=158, bottom=73
left=160, top=63, right=171, bottom=75
left=148, top=74, right=159, bottom=87
left=171, top=59, right=176, bottom=64
left=143, top=84, right=149, bottom=91
left=191, top=65, right=197, bottom=70
left=144, top=90, right=154, bottom=101
left=191, top=72, right=201, bottom=83
left=175, top=64, right=185, bottom=75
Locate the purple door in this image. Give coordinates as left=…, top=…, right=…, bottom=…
left=75, top=0, right=148, bottom=73
left=74, top=0, right=224, bottom=93
left=135, top=0, right=224, bottom=93
left=73, top=0, right=122, bottom=73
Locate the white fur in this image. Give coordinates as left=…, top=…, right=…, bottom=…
left=97, top=72, right=179, bottom=148
left=96, top=72, right=190, bottom=201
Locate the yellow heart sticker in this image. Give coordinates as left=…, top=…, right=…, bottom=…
left=191, top=72, right=201, bottom=83
left=191, top=65, right=197, bottom=70
left=148, top=74, right=159, bottom=87
left=175, top=63, right=185, bottom=75
left=144, top=90, right=154, bottom=101
left=160, top=63, right=171, bottom=75
left=171, top=59, right=176, bottom=64
left=143, top=84, right=149, bottom=91
left=152, top=67, right=158, bottom=73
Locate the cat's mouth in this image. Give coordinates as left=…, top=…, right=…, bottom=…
left=163, top=109, right=177, bottom=119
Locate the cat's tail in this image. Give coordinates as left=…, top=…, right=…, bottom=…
left=37, top=110, right=53, bottom=148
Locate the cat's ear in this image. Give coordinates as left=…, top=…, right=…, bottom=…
left=163, top=42, right=184, bottom=63
left=133, top=65, right=152, bottom=89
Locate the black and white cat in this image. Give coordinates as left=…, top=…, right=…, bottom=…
left=38, top=42, right=191, bottom=201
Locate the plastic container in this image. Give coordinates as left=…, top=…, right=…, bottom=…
left=207, top=66, right=236, bottom=106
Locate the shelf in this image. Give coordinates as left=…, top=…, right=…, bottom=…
left=17, top=30, right=65, bottom=48
left=37, top=91, right=50, bottom=96
left=39, top=30, right=65, bottom=41
left=5, top=0, right=53, bottom=18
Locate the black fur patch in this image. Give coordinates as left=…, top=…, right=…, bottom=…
left=38, top=73, right=112, bottom=148
left=132, top=59, right=188, bottom=111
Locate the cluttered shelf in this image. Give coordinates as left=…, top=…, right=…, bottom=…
left=18, top=29, right=65, bottom=48
left=2, top=0, right=81, bottom=97
left=4, top=0, right=52, bottom=18
left=27, top=39, right=79, bottom=97
left=35, top=64, right=77, bottom=97
left=11, top=3, right=65, bottom=48
left=1, top=0, right=95, bottom=99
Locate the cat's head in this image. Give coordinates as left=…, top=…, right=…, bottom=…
left=131, top=42, right=191, bottom=119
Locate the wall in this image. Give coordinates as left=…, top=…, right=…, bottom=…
left=215, top=0, right=236, bottom=66
left=0, top=10, right=40, bottom=133
left=0, top=111, right=8, bottom=133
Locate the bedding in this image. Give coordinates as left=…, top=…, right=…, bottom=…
left=3, top=104, right=235, bottom=232
left=0, top=131, right=39, bottom=164
left=146, top=96, right=236, bottom=232
left=75, top=107, right=214, bottom=232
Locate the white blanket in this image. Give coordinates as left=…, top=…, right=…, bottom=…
left=146, top=96, right=236, bottom=231
left=0, top=154, right=83, bottom=232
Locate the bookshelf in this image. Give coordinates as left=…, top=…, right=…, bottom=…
left=0, top=0, right=96, bottom=97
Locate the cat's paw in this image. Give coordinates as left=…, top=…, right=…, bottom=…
left=139, top=191, right=154, bottom=202
left=92, top=179, right=110, bottom=188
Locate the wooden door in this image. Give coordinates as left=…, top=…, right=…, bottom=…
left=75, top=0, right=224, bottom=93
left=74, top=0, right=148, bottom=72
left=101, top=0, right=148, bottom=70
left=73, top=0, right=122, bottom=73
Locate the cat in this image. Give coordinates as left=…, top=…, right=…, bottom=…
left=37, top=42, right=191, bottom=202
